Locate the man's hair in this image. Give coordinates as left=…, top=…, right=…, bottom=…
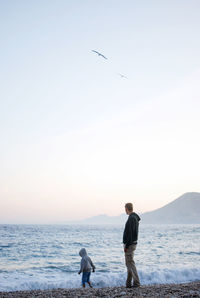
left=125, top=203, right=133, bottom=212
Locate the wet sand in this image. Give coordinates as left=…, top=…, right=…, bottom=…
left=0, top=281, right=199, bottom=297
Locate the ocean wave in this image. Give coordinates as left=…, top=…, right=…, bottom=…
left=0, top=244, right=13, bottom=249
left=0, top=267, right=199, bottom=292
left=179, top=251, right=200, bottom=256
left=42, top=265, right=75, bottom=273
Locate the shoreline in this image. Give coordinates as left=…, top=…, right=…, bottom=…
left=0, top=281, right=200, bottom=297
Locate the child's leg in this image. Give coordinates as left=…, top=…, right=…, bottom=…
left=88, top=281, right=93, bottom=288
left=82, top=272, right=87, bottom=288
left=87, top=272, right=92, bottom=288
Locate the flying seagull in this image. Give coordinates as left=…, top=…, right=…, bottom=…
left=118, top=73, right=128, bottom=79
left=92, top=50, right=108, bottom=60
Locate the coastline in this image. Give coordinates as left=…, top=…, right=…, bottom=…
left=0, top=281, right=199, bottom=297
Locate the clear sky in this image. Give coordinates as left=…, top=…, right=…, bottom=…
left=0, top=0, right=200, bottom=224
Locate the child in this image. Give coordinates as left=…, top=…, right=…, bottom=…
left=78, top=248, right=95, bottom=288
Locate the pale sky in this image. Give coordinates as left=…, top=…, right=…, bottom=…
left=0, top=0, right=200, bottom=224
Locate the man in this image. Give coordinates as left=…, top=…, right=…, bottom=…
left=123, top=202, right=141, bottom=288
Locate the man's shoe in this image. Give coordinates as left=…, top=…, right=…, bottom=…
left=126, top=285, right=132, bottom=288
left=133, top=284, right=140, bottom=288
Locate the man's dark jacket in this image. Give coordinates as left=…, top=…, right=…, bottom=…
left=123, top=212, right=141, bottom=248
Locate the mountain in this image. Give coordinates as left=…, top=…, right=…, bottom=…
left=81, top=192, right=200, bottom=224
left=141, top=192, right=200, bottom=224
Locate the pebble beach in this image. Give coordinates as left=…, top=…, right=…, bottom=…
left=0, top=281, right=200, bottom=298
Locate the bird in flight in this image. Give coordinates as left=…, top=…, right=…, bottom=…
left=118, top=73, right=128, bottom=79
left=92, top=50, right=108, bottom=60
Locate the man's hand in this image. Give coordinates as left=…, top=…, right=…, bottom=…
left=92, top=268, right=95, bottom=273
left=123, top=244, right=128, bottom=253
left=78, top=271, right=81, bottom=274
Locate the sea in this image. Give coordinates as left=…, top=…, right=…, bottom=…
left=0, top=224, right=200, bottom=292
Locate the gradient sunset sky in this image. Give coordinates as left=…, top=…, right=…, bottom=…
left=0, top=0, right=200, bottom=223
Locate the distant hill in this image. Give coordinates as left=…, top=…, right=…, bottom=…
left=81, top=192, right=200, bottom=224
left=141, top=192, right=200, bottom=224
left=81, top=213, right=127, bottom=225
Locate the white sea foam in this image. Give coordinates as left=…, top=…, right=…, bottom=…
left=0, top=267, right=200, bottom=292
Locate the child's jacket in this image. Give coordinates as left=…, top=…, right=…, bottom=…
left=79, top=248, right=95, bottom=273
